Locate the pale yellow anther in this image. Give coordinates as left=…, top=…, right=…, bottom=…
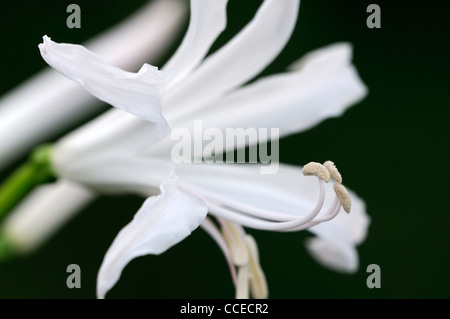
left=323, top=160, right=342, bottom=183
left=333, top=183, right=351, bottom=213
left=302, top=162, right=330, bottom=183
left=245, top=235, right=268, bottom=299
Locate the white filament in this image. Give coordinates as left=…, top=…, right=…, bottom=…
left=179, top=176, right=344, bottom=232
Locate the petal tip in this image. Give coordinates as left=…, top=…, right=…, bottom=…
left=38, top=35, right=52, bottom=55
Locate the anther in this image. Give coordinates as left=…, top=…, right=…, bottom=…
left=323, top=161, right=342, bottom=183
left=302, top=162, right=330, bottom=183
left=333, top=183, right=351, bottom=213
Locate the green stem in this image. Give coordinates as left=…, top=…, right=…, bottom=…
left=0, top=144, right=56, bottom=222
left=0, top=231, right=15, bottom=262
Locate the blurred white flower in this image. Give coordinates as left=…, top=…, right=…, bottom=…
left=1, top=0, right=370, bottom=299
left=0, top=0, right=187, bottom=170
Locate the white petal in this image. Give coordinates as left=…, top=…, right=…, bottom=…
left=147, top=43, right=367, bottom=157
left=53, top=110, right=163, bottom=166
left=202, top=43, right=366, bottom=148
left=53, top=154, right=175, bottom=197
left=175, top=162, right=369, bottom=270
left=163, top=0, right=300, bottom=119
left=304, top=237, right=357, bottom=273
left=39, top=36, right=168, bottom=127
left=163, top=0, right=228, bottom=87
left=0, top=0, right=186, bottom=169
left=96, top=180, right=207, bottom=299
left=1, top=180, right=94, bottom=254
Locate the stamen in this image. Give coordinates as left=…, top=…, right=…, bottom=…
left=333, top=183, right=351, bottom=213
left=308, top=197, right=341, bottom=223
left=206, top=178, right=325, bottom=231
left=217, top=218, right=249, bottom=266
left=245, top=235, right=268, bottom=299
left=178, top=164, right=345, bottom=234
left=302, top=162, right=330, bottom=183
left=323, top=160, right=342, bottom=183
left=235, top=265, right=250, bottom=299
left=180, top=179, right=325, bottom=229
left=282, top=197, right=341, bottom=231
left=180, top=182, right=312, bottom=222
left=200, top=217, right=237, bottom=285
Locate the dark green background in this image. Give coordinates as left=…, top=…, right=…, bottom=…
left=0, top=0, right=448, bottom=298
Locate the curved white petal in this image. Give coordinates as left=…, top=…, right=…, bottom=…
left=175, top=162, right=369, bottom=272
left=163, top=0, right=300, bottom=120
left=96, top=179, right=207, bottom=299
left=39, top=36, right=168, bottom=127
left=194, top=43, right=366, bottom=151
left=0, top=0, right=187, bottom=169
left=147, top=43, right=367, bottom=157
left=163, top=0, right=228, bottom=87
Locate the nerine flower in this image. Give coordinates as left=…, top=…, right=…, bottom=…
left=1, top=0, right=370, bottom=298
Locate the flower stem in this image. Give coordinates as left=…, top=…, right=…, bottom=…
left=0, top=144, right=56, bottom=222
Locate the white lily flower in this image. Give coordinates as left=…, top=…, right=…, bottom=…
left=0, top=0, right=187, bottom=170
left=2, top=0, right=370, bottom=298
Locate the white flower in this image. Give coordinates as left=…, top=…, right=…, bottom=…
left=2, top=0, right=370, bottom=298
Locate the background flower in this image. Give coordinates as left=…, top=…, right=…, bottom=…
left=0, top=0, right=187, bottom=170
left=0, top=0, right=448, bottom=299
